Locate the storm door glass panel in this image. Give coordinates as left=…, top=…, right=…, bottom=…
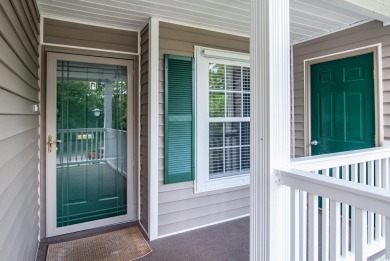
left=56, top=61, right=128, bottom=227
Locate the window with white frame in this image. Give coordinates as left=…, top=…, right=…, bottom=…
left=195, top=46, right=250, bottom=192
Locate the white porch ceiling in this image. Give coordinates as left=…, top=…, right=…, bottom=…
left=37, top=0, right=377, bottom=44
left=323, top=0, right=390, bottom=26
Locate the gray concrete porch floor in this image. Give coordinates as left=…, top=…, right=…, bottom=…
left=36, top=214, right=384, bottom=260
left=36, top=217, right=250, bottom=261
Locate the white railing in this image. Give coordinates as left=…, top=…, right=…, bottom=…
left=280, top=144, right=390, bottom=261
left=57, top=128, right=105, bottom=165
left=105, top=128, right=127, bottom=175
left=57, top=128, right=127, bottom=173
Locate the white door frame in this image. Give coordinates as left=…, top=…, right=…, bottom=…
left=46, top=52, right=136, bottom=237
left=303, top=44, right=383, bottom=156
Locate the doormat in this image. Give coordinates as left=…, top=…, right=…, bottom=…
left=46, top=227, right=152, bottom=261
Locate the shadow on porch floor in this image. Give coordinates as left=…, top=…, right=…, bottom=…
left=36, top=217, right=250, bottom=261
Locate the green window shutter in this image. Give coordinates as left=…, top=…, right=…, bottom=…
left=164, top=54, right=195, bottom=184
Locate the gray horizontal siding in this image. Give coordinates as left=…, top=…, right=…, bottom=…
left=0, top=1, right=39, bottom=78
left=140, top=24, right=149, bottom=233
left=158, top=22, right=250, bottom=237
left=0, top=0, right=40, bottom=260
left=159, top=207, right=249, bottom=236
left=43, top=18, right=138, bottom=53
left=293, top=21, right=390, bottom=157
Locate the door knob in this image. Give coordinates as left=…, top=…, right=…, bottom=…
left=310, top=140, right=319, bottom=146
left=48, top=135, right=61, bottom=152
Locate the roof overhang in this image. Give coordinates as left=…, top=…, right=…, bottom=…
left=324, top=0, right=390, bottom=26
left=36, top=0, right=385, bottom=44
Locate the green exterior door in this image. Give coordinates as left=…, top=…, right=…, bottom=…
left=311, top=53, right=375, bottom=155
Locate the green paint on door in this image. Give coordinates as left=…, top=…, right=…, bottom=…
left=311, top=53, right=375, bottom=155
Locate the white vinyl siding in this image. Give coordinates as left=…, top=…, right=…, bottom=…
left=0, top=0, right=40, bottom=260
left=159, top=22, right=250, bottom=237
left=293, top=21, right=390, bottom=157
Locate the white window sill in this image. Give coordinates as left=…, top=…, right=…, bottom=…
left=195, top=173, right=250, bottom=193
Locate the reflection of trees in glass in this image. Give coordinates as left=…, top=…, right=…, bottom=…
left=57, top=81, right=104, bottom=129
left=209, top=64, right=226, bottom=117
left=209, top=64, right=225, bottom=90
left=209, top=92, right=225, bottom=117
left=112, top=82, right=127, bottom=131
left=57, top=81, right=127, bottom=130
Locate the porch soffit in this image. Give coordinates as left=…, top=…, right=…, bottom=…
left=37, top=0, right=379, bottom=44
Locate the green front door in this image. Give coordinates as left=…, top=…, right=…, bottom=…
left=311, top=53, right=375, bottom=155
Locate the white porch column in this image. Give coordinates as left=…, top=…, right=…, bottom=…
left=250, top=0, right=291, bottom=260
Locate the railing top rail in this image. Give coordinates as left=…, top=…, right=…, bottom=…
left=57, top=128, right=107, bottom=133
left=280, top=168, right=390, bottom=217
left=57, top=128, right=127, bottom=133
left=290, top=142, right=390, bottom=171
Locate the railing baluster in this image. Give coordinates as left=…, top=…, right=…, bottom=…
left=73, top=131, right=79, bottom=162
left=308, top=193, right=318, bottom=261
left=60, top=132, right=64, bottom=164
left=359, top=162, right=366, bottom=184
left=322, top=168, right=330, bottom=261
left=367, top=161, right=375, bottom=245
left=350, top=163, right=358, bottom=254
left=330, top=199, right=341, bottom=261
left=291, top=188, right=300, bottom=261
left=341, top=165, right=349, bottom=257
left=355, top=208, right=367, bottom=261
left=330, top=167, right=340, bottom=260
left=383, top=158, right=389, bottom=190
left=81, top=131, right=84, bottom=161
left=68, top=132, right=73, bottom=162
left=386, top=217, right=390, bottom=259
left=90, top=130, right=93, bottom=160
left=95, top=129, right=98, bottom=160
left=383, top=158, right=389, bottom=238
left=375, top=159, right=382, bottom=241
left=99, top=129, right=102, bottom=159
left=299, top=191, right=307, bottom=261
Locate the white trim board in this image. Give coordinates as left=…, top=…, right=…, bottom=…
left=137, top=30, right=141, bottom=223
left=147, top=17, right=159, bottom=241
left=157, top=214, right=249, bottom=239
left=138, top=220, right=149, bottom=238
left=290, top=45, right=296, bottom=158
left=37, top=14, right=44, bottom=247
left=41, top=43, right=139, bottom=56
left=157, top=17, right=249, bottom=38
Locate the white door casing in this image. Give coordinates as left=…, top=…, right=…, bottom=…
left=45, top=52, right=136, bottom=237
